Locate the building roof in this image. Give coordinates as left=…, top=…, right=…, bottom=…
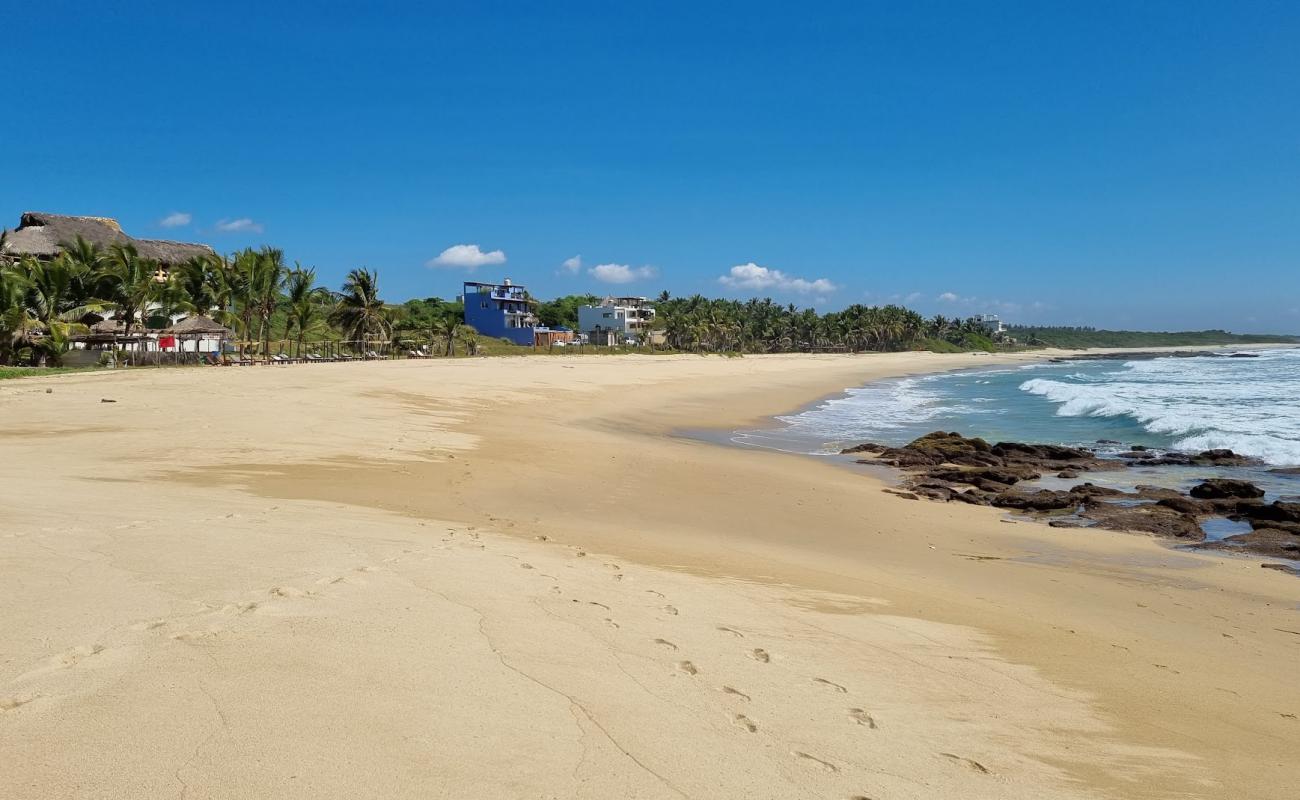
left=166, top=315, right=233, bottom=336
left=1, top=211, right=215, bottom=265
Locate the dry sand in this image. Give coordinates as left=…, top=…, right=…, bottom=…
left=1, top=350, right=1296, bottom=799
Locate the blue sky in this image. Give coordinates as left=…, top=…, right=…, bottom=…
left=4, top=1, right=1298, bottom=331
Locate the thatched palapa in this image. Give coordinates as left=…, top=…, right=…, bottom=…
left=166, top=315, right=233, bottom=337
left=0, top=211, right=215, bottom=265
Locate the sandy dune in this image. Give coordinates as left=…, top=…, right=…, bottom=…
left=1, top=352, right=1296, bottom=799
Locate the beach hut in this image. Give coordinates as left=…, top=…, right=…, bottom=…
left=165, top=315, right=233, bottom=355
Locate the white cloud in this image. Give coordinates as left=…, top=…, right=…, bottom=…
left=904, top=291, right=923, bottom=303
left=561, top=255, right=582, bottom=274
left=428, top=243, right=507, bottom=270
left=718, top=263, right=836, bottom=294
left=214, top=217, right=264, bottom=234
left=158, top=212, right=191, bottom=228
left=589, top=263, right=657, bottom=284
left=937, top=291, right=963, bottom=303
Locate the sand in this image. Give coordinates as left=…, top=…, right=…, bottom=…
left=1, top=350, right=1296, bottom=799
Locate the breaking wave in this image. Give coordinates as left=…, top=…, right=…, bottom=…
left=1019, top=349, right=1300, bottom=465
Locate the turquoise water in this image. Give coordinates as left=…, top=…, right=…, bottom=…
left=733, top=349, right=1300, bottom=500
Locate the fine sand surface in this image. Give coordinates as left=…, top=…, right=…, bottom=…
left=2, top=350, right=1297, bottom=799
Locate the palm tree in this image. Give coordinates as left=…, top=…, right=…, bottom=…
left=96, top=242, right=161, bottom=343
left=329, top=268, right=390, bottom=352
left=431, top=312, right=463, bottom=356
left=251, top=248, right=286, bottom=355
left=283, top=267, right=330, bottom=356
left=0, top=258, right=34, bottom=365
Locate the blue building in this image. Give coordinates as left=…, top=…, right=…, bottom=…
left=462, top=279, right=538, bottom=346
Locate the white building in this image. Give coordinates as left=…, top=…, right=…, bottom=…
left=975, top=314, right=1005, bottom=335
left=577, top=296, right=657, bottom=345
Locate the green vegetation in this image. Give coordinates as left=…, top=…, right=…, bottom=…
left=534, top=294, right=599, bottom=329
left=0, top=365, right=97, bottom=380
left=0, top=237, right=482, bottom=365
left=653, top=296, right=996, bottom=353
left=8, top=228, right=1290, bottom=368
left=1009, top=326, right=1298, bottom=349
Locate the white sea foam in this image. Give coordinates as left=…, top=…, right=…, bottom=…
left=1019, top=349, right=1300, bottom=465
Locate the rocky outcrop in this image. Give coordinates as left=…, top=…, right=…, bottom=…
left=1189, top=479, right=1266, bottom=500
left=845, top=430, right=1300, bottom=561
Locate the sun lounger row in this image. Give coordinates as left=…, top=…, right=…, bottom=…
left=212, top=350, right=406, bottom=366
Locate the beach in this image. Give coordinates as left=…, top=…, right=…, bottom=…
left=2, top=351, right=1297, bottom=799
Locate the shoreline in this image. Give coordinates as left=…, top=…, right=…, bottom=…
left=703, top=344, right=1300, bottom=566
left=3, top=349, right=1298, bottom=798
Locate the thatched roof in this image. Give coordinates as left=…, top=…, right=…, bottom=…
left=167, top=315, right=232, bottom=336
left=89, top=318, right=126, bottom=335
left=0, top=211, right=215, bottom=265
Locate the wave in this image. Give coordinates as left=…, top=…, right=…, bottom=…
left=1019, top=349, right=1300, bottom=465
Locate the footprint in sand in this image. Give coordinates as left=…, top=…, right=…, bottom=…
left=645, top=590, right=665, bottom=598
left=848, top=708, right=877, bottom=729
left=1, top=694, right=38, bottom=712
left=940, top=753, right=990, bottom=774
left=653, top=638, right=678, bottom=650
left=269, top=587, right=310, bottom=599
left=676, top=661, right=699, bottom=675
left=814, top=677, right=847, bottom=693
left=716, top=626, right=744, bottom=638
left=662, top=605, right=679, bottom=616
left=131, top=619, right=167, bottom=631
left=748, top=648, right=770, bottom=663
left=793, top=751, right=839, bottom=773
left=720, top=686, right=751, bottom=701
left=55, top=644, right=104, bottom=669
left=519, top=563, right=534, bottom=570
left=604, top=618, right=620, bottom=629
left=731, top=713, right=758, bottom=733
left=171, top=630, right=219, bottom=641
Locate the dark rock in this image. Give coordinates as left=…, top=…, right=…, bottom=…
left=991, top=489, right=1080, bottom=512
left=1085, top=504, right=1204, bottom=539
left=1145, top=453, right=1194, bottom=466
left=1190, top=449, right=1258, bottom=466
left=1070, top=483, right=1126, bottom=497
left=1239, top=501, right=1300, bottom=526
left=840, top=442, right=886, bottom=455
left=1189, top=479, right=1265, bottom=500
left=1261, top=563, right=1300, bottom=575
left=1130, top=445, right=1148, bottom=452
left=1157, top=496, right=1210, bottom=515
left=1096, top=439, right=1121, bottom=445
left=1228, top=352, right=1260, bottom=358
left=1057, top=469, right=1080, bottom=479
left=1268, top=466, right=1300, bottom=475
left=950, top=489, right=994, bottom=506
left=993, top=441, right=1095, bottom=462
left=1134, top=485, right=1185, bottom=500
left=1117, top=450, right=1157, bottom=460
left=924, top=465, right=1041, bottom=490
left=1214, top=530, right=1300, bottom=559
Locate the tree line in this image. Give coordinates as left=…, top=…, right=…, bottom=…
left=3, top=232, right=1011, bottom=367
left=0, top=235, right=478, bottom=366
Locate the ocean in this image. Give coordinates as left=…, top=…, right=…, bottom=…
left=734, top=348, right=1300, bottom=510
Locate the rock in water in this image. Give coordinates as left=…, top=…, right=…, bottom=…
left=1189, top=479, right=1265, bottom=500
